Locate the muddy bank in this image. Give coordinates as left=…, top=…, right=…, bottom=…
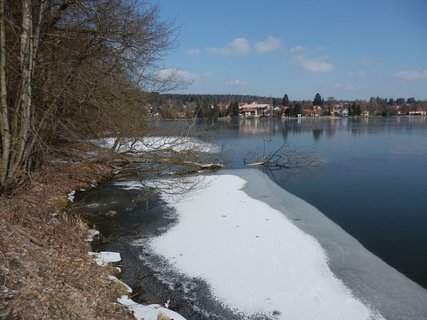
left=0, top=156, right=133, bottom=320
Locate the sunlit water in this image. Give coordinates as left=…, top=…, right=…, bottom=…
left=152, top=116, right=427, bottom=289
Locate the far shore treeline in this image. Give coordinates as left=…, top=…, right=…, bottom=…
left=146, top=92, right=427, bottom=119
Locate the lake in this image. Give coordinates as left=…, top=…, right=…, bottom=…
left=164, top=116, right=427, bottom=289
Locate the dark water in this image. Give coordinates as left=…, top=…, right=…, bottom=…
left=177, top=117, right=427, bottom=289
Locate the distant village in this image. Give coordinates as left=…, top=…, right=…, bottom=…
left=232, top=101, right=426, bottom=118
left=145, top=93, right=427, bottom=120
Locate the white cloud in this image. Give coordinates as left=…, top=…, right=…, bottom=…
left=224, top=80, right=249, bottom=87
left=254, top=36, right=282, bottom=54
left=186, top=48, right=201, bottom=56
left=207, top=38, right=250, bottom=56
left=349, top=70, right=367, bottom=78
left=294, top=56, right=334, bottom=72
left=155, top=69, right=198, bottom=82
left=394, top=70, right=427, bottom=80
left=289, top=46, right=306, bottom=53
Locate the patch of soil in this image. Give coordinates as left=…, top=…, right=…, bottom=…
left=0, top=144, right=134, bottom=319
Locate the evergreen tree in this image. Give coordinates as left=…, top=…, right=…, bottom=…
left=231, top=102, right=240, bottom=117
left=282, top=94, right=290, bottom=105
left=396, top=98, right=405, bottom=105
left=350, top=102, right=362, bottom=116
left=293, top=102, right=303, bottom=116
left=313, top=93, right=323, bottom=106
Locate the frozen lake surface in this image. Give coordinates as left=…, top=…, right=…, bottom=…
left=150, top=117, right=427, bottom=288
left=144, top=169, right=427, bottom=320
left=80, top=117, right=427, bottom=319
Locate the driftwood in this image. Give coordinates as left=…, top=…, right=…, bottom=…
left=244, top=144, right=321, bottom=170
left=244, top=161, right=266, bottom=167
left=109, top=150, right=224, bottom=172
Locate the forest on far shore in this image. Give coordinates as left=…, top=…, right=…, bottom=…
left=145, top=92, right=427, bottom=119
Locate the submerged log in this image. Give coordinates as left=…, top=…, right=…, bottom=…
left=183, top=161, right=224, bottom=170
left=245, top=161, right=266, bottom=167
left=199, top=163, right=224, bottom=170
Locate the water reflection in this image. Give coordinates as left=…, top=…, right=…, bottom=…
left=214, top=117, right=427, bottom=143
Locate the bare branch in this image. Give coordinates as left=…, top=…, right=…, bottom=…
left=244, top=141, right=323, bottom=170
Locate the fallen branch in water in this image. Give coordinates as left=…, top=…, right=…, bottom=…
left=183, top=161, right=224, bottom=170
left=244, top=144, right=322, bottom=170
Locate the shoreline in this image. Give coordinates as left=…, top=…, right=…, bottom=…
left=7, top=145, right=425, bottom=319
left=82, top=167, right=427, bottom=319
left=0, top=151, right=134, bottom=319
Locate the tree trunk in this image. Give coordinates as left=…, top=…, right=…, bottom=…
left=0, top=0, right=10, bottom=185
left=9, top=0, right=34, bottom=179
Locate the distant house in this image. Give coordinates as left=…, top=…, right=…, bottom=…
left=339, top=108, right=349, bottom=117
left=409, top=110, right=426, bottom=116
left=239, top=102, right=271, bottom=117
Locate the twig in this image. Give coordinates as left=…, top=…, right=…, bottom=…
left=6, top=223, right=46, bottom=247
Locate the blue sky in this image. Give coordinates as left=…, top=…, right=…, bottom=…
left=152, top=0, right=427, bottom=100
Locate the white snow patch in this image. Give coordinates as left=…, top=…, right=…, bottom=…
left=149, top=175, right=385, bottom=320
left=85, top=229, right=100, bottom=242
left=67, top=190, right=75, bottom=202
left=118, top=295, right=187, bottom=320
left=93, top=136, right=219, bottom=154
left=88, top=251, right=121, bottom=266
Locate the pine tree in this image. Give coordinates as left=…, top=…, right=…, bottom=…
left=313, top=93, right=323, bottom=106
left=282, top=94, right=289, bottom=105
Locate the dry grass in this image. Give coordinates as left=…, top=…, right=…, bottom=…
left=0, top=145, right=133, bottom=319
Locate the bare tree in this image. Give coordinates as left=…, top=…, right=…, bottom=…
left=0, top=0, right=183, bottom=191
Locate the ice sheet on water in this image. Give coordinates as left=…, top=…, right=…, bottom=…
left=238, top=169, right=427, bottom=320
left=149, top=174, right=384, bottom=320
left=147, top=170, right=427, bottom=320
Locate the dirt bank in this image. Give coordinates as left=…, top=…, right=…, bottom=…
left=0, top=143, right=133, bottom=319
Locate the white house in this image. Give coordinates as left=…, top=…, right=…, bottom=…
left=339, top=108, right=349, bottom=117
left=409, top=110, right=426, bottom=116
left=239, top=102, right=271, bottom=117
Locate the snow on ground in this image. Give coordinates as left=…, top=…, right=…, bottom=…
left=85, top=229, right=100, bottom=242
left=118, top=295, right=187, bottom=320
left=93, top=136, right=219, bottom=154
left=88, top=251, right=121, bottom=266
left=87, top=250, right=188, bottom=319
left=148, top=174, right=385, bottom=320
left=67, top=190, right=75, bottom=202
